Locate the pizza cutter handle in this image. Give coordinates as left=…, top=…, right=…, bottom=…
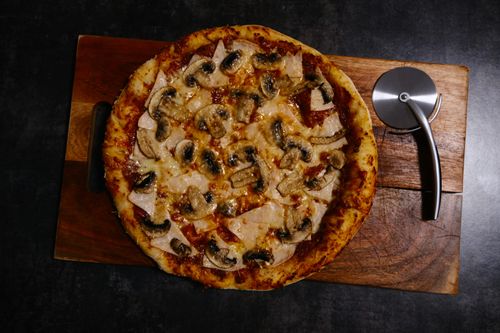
left=405, top=97, right=442, bottom=220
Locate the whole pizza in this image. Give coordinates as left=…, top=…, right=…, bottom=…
left=103, top=25, right=377, bottom=289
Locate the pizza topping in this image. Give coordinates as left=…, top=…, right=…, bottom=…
left=282, top=52, right=303, bottom=80
left=205, top=238, right=237, bottom=269
left=220, top=50, right=244, bottom=74
left=225, top=201, right=284, bottom=249
left=217, top=199, right=238, bottom=217
left=251, top=53, right=283, bottom=70
left=327, top=150, right=346, bottom=170
left=183, top=57, right=216, bottom=87
left=279, top=148, right=301, bottom=170
left=133, top=171, right=156, bottom=193
left=182, top=185, right=217, bottom=220
left=164, top=171, right=209, bottom=194
left=151, top=87, right=191, bottom=123
left=141, top=216, right=171, bottom=236
left=136, top=128, right=161, bottom=160
left=129, top=190, right=156, bottom=217
left=278, top=208, right=312, bottom=244
left=231, top=39, right=261, bottom=55
left=233, top=91, right=260, bottom=124
left=225, top=141, right=256, bottom=166
left=270, top=118, right=286, bottom=148
left=199, top=148, right=224, bottom=178
left=155, top=114, right=171, bottom=142
left=243, top=249, right=274, bottom=266
left=194, top=104, right=229, bottom=138
left=174, top=139, right=197, bottom=165
left=230, top=165, right=259, bottom=188
left=170, top=238, right=192, bottom=257
left=277, top=170, right=305, bottom=197
left=310, top=128, right=346, bottom=145
left=305, top=165, right=337, bottom=191
left=138, top=111, right=157, bottom=130
left=260, top=72, right=278, bottom=99
left=283, top=135, right=313, bottom=163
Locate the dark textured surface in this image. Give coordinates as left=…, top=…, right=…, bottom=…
left=1, top=0, right=499, bottom=331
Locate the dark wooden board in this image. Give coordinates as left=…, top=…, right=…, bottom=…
left=56, top=35, right=468, bottom=294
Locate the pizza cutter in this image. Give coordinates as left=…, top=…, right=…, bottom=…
left=372, top=67, right=442, bottom=220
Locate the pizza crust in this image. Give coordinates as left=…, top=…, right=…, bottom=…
left=103, top=25, right=377, bottom=290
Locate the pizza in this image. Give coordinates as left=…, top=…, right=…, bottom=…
left=103, top=25, right=377, bottom=289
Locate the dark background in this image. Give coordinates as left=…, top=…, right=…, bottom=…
left=1, top=0, right=499, bottom=331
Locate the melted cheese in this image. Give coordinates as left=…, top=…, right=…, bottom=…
left=311, top=88, right=334, bottom=111
left=192, top=218, right=217, bottom=234
left=163, top=126, right=185, bottom=151
left=186, top=88, right=212, bottom=113
left=202, top=233, right=246, bottom=271
left=128, top=190, right=156, bottom=217
left=268, top=238, right=296, bottom=266
left=164, top=171, right=210, bottom=194
left=309, top=113, right=343, bottom=137
left=138, top=111, right=156, bottom=130
left=145, top=69, right=168, bottom=107
left=283, top=52, right=303, bottom=79
left=306, top=169, right=341, bottom=202
left=150, top=222, right=198, bottom=256
left=225, top=201, right=285, bottom=249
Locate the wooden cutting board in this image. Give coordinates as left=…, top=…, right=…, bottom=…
left=55, top=35, right=468, bottom=294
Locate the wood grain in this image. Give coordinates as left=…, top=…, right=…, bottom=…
left=310, top=188, right=462, bottom=294
left=56, top=35, right=468, bottom=294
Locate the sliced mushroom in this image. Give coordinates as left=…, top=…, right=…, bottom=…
left=310, top=128, right=346, bottom=145
left=328, top=150, right=346, bottom=170
left=229, top=165, right=259, bottom=188
left=155, top=115, right=170, bottom=142
left=277, top=170, right=305, bottom=197
left=140, top=216, right=171, bottom=236
left=148, top=86, right=175, bottom=118
left=217, top=199, right=238, bottom=217
left=183, top=57, right=217, bottom=88
left=133, top=171, right=156, bottom=193
left=174, top=139, right=196, bottom=165
left=205, top=238, right=237, bottom=269
left=199, top=149, right=224, bottom=178
left=243, top=249, right=274, bottom=266
left=277, top=208, right=312, bottom=244
left=220, top=50, right=244, bottom=74
left=225, top=141, right=256, bottom=166
left=260, top=72, right=278, bottom=99
left=275, top=75, right=298, bottom=96
left=283, top=135, right=313, bottom=162
left=305, top=165, right=337, bottom=191
left=170, top=238, right=192, bottom=257
left=136, top=128, right=161, bottom=160
left=279, top=147, right=301, bottom=170
left=182, top=185, right=217, bottom=220
left=234, top=92, right=259, bottom=124
left=316, top=68, right=334, bottom=103
left=251, top=52, right=283, bottom=70
left=253, top=156, right=270, bottom=193
left=270, top=118, right=285, bottom=148
left=194, top=104, right=228, bottom=139
left=149, top=87, right=189, bottom=123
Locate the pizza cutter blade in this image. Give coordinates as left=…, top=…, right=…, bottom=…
left=372, top=67, right=442, bottom=220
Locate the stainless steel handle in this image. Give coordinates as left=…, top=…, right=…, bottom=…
left=400, top=93, right=442, bottom=220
